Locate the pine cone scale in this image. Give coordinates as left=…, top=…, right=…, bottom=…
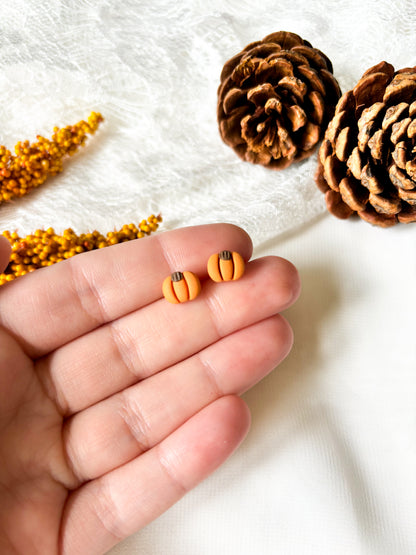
left=382, top=102, right=408, bottom=129
left=334, top=126, right=352, bottom=161
left=390, top=118, right=411, bottom=143
left=406, top=159, right=416, bottom=179
left=222, top=88, right=247, bottom=115
left=291, top=45, right=330, bottom=71
left=297, top=65, right=327, bottom=97
left=307, top=90, right=325, bottom=125
left=287, top=105, right=307, bottom=131
left=360, top=162, right=383, bottom=194
left=389, top=164, right=414, bottom=190
left=340, top=176, right=368, bottom=211
left=247, top=83, right=277, bottom=106
left=300, top=122, right=320, bottom=150
left=262, top=31, right=304, bottom=50
left=383, top=74, right=416, bottom=104
left=392, top=142, right=406, bottom=169
left=353, top=72, right=391, bottom=109
left=219, top=107, right=249, bottom=148
left=278, top=76, right=307, bottom=102
left=398, top=187, right=416, bottom=203
left=408, top=118, right=416, bottom=137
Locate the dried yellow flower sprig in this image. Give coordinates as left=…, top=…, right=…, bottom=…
left=0, top=111, right=103, bottom=204
left=0, top=214, right=162, bottom=285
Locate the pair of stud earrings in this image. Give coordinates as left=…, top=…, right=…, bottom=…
left=162, top=250, right=245, bottom=304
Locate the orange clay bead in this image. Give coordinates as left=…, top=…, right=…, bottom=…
left=162, top=271, right=201, bottom=304
left=207, top=250, right=245, bottom=282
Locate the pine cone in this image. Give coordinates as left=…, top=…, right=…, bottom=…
left=217, top=31, right=341, bottom=169
left=315, top=61, right=416, bottom=227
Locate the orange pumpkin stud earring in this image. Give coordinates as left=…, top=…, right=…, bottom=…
left=162, top=271, right=201, bottom=303
left=207, top=250, right=245, bottom=282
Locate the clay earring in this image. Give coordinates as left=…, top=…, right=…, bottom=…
left=162, top=271, right=201, bottom=303
left=207, top=250, right=245, bottom=282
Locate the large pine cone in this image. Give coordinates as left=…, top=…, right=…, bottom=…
left=315, top=61, right=416, bottom=227
left=217, top=31, right=341, bottom=169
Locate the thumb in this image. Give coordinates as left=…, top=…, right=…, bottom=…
left=0, top=236, right=11, bottom=273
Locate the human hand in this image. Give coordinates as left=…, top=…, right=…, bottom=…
left=0, top=223, right=300, bottom=554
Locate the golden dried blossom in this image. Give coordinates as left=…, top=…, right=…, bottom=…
left=0, top=111, right=103, bottom=204
left=0, top=214, right=162, bottom=285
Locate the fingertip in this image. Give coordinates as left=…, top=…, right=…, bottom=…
left=216, top=394, right=252, bottom=444
left=221, top=223, right=253, bottom=260
left=285, top=259, right=301, bottom=306
left=198, top=394, right=252, bottom=468
left=275, top=314, right=295, bottom=361
left=159, top=395, right=251, bottom=492
left=263, top=256, right=301, bottom=311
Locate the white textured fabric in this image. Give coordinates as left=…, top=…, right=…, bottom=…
left=0, top=1, right=415, bottom=554
left=0, top=0, right=414, bottom=243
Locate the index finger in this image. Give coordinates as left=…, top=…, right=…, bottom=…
left=0, top=224, right=252, bottom=358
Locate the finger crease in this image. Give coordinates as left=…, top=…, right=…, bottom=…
left=156, top=444, right=188, bottom=496
left=35, top=358, right=70, bottom=417
left=155, top=233, right=181, bottom=275
left=203, top=291, right=226, bottom=341
left=118, top=391, right=152, bottom=454
left=61, top=425, right=85, bottom=487
left=197, top=352, right=223, bottom=399
left=108, top=321, right=145, bottom=381
left=90, top=479, right=125, bottom=541
left=69, top=261, right=109, bottom=328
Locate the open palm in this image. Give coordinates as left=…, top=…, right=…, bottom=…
left=0, top=223, right=300, bottom=554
